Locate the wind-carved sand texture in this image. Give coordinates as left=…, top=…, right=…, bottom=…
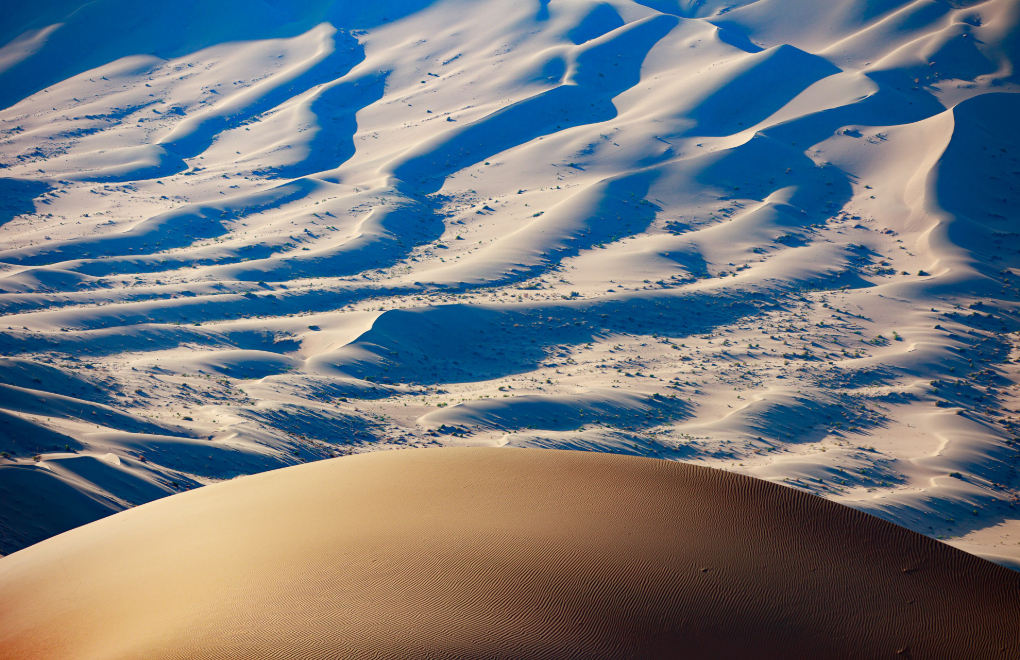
left=2, top=0, right=1020, bottom=567
left=1, top=449, right=1018, bottom=659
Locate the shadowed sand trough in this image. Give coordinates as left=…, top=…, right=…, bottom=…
left=1, top=447, right=1017, bottom=659
left=4, top=0, right=1020, bottom=568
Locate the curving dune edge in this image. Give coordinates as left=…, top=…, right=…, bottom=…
left=1, top=447, right=1017, bottom=659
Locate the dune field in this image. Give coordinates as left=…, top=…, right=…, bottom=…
left=1, top=448, right=1018, bottom=659
left=0, top=0, right=1019, bottom=577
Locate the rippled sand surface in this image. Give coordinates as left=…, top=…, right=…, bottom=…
left=2, top=448, right=1018, bottom=659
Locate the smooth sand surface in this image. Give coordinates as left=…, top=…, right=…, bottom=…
left=1, top=447, right=1017, bottom=659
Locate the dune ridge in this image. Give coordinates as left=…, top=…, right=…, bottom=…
left=0, top=0, right=1019, bottom=565
left=1, top=448, right=1018, bottom=659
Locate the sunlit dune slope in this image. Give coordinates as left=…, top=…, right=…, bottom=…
left=1, top=448, right=1017, bottom=659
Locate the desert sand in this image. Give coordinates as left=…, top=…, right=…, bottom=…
left=1, top=448, right=1017, bottom=659
left=1, top=0, right=1019, bottom=571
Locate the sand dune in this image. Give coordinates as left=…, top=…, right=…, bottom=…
left=1, top=448, right=1017, bottom=659
left=1, top=0, right=1020, bottom=567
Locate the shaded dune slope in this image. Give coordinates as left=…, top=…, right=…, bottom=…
left=1, top=448, right=1017, bottom=659
left=2, top=0, right=1020, bottom=566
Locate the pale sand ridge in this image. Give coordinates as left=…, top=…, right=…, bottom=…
left=0, top=0, right=1018, bottom=566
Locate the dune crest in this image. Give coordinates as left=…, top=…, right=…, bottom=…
left=1, top=448, right=1017, bottom=659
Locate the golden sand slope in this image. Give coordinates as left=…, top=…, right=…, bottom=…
left=0, top=448, right=1017, bottom=659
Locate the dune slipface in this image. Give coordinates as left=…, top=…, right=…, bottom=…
left=0, top=448, right=1016, bottom=659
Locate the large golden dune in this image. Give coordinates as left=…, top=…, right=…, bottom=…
left=1, top=447, right=1017, bottom=659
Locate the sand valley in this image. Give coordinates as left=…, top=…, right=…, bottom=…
left=1, top=0, right=1019, bottom=578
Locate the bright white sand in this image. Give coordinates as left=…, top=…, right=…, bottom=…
left=0, top=0, right=1018, bottom=566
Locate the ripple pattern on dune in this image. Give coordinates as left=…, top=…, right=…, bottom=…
left=1, top=0, right=1020, bottom=566
left=1, top=448, right=1018, bottom=659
